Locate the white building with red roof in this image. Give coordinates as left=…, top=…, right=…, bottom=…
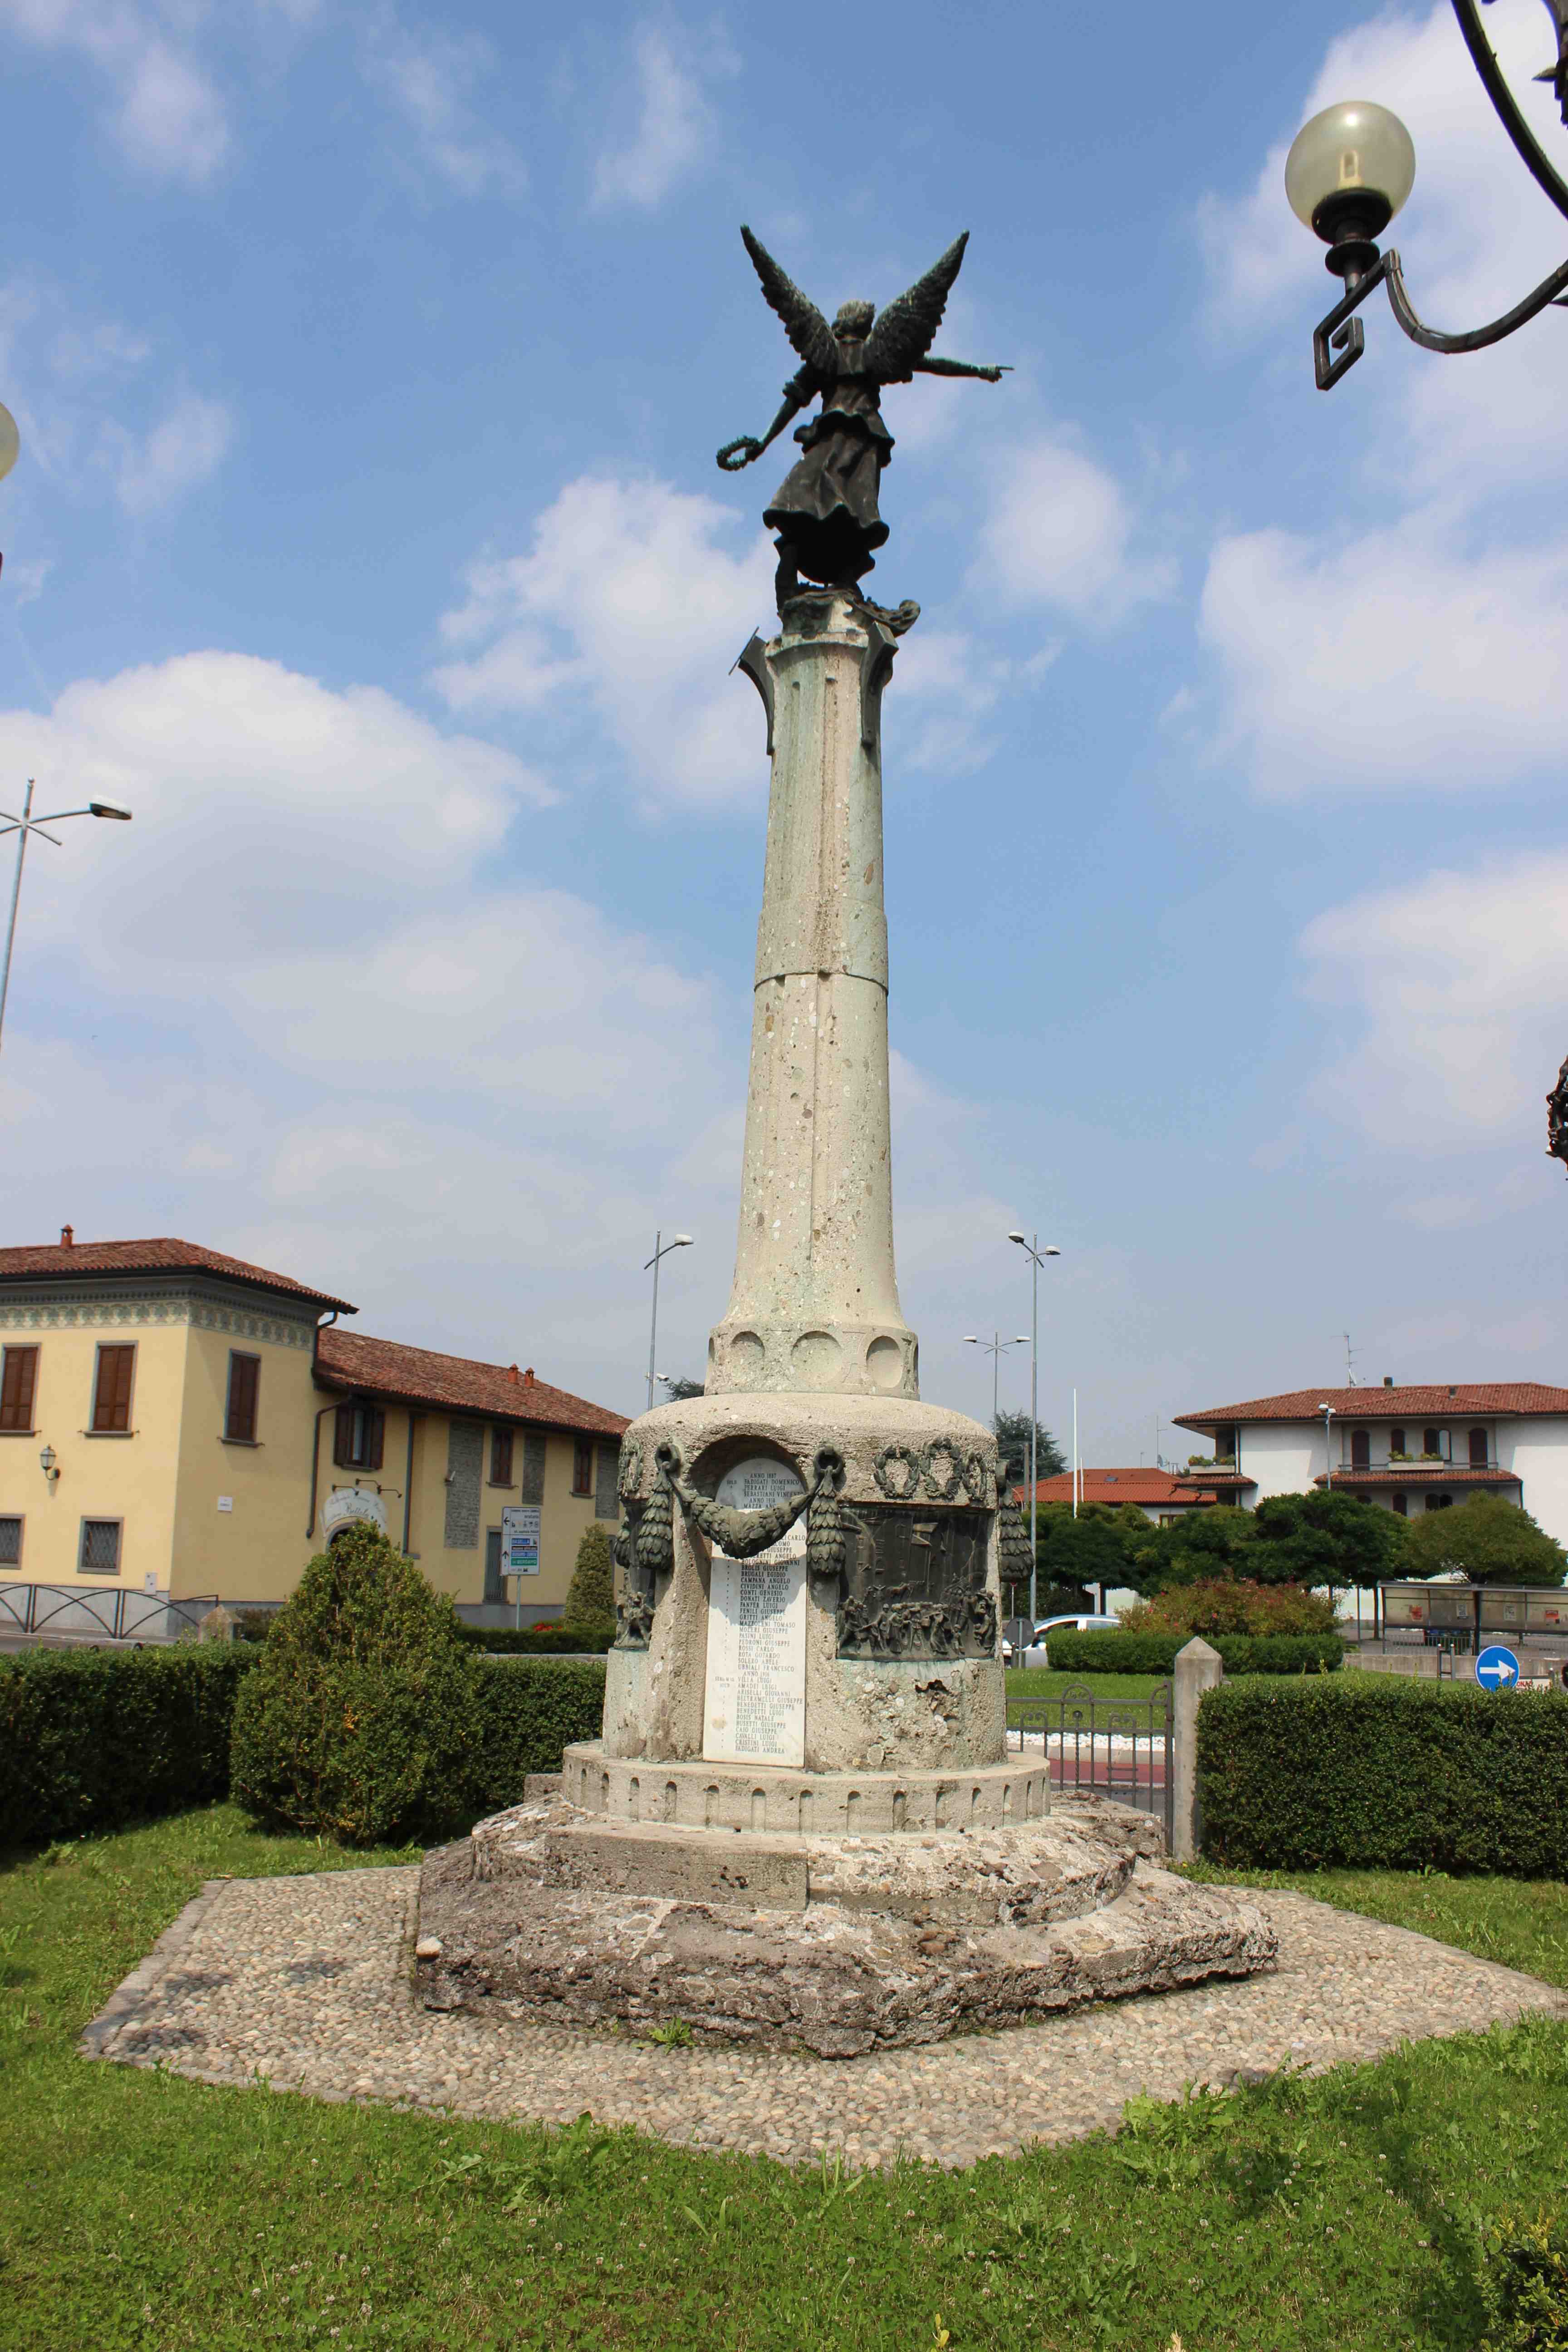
left=1011, top=1467, right=1220, bottom=1524
left=1173, top=1382, right=1568, bottom=1541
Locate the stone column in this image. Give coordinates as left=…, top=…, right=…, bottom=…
left=706, top=591, right=917, bottom=1403
left=1171, top=1636, right=1223, bottom=1863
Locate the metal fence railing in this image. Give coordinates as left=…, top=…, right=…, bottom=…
left=1007, top=1677, right=1174, bottom=1840
left=0, top=1583, right=218, bottom=1644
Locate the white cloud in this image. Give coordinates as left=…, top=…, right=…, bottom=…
left=1298, top=854, right=1568, bottom=1152
left=434, top=474, right=776, bottom=813
left=1200, top=516, right=1568, bottom=797
left=360, top=20, right=527, bottom=199
left=1205, top=0, right=1568, bottom=499
left=0, top=0, right=230, bottom=182
left=112, top=392, right=233, bottom=513
left=972, top=436, right=1176, bottom=624
left=590, top=27, right=722, bottom=211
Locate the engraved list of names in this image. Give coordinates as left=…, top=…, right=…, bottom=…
left=702, top=1454, right=808, bottom=1769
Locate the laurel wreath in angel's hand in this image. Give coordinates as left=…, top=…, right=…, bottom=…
left=716, top=436, right=763, bottom=472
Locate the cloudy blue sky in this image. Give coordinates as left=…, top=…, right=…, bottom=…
left=2, top=0, right=1566, bottom=1459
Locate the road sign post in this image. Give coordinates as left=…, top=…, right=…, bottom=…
left=500, top=1505, right=542, bottom=1632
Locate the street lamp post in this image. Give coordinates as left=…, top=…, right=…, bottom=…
left=643, top=1231, right=693, bottom=1413
left=961, top=1330, right=1030, bottom=1426
left=1008, top=1231, right=1062, bottom=1628
left=0, top=783, right=134, bottom=1054
left=1284, top=4, right=1568, bottom=391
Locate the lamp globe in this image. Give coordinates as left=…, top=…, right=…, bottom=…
left=1285, top=100, right=1416, bottom=243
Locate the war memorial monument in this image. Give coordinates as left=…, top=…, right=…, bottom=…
left=418, top=229, right=1275, bottom=2053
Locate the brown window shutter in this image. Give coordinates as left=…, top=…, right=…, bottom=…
left=490, top=1426, right=514, bottom=1486
left=94, top=1346, right=135, bottom=1433
left=573, top=1439, right=593, bottom=1495
left=226, top=1353, right=260, bottom=1442
left=333, top=1403, right=355, bottom=1466
left=367, top=1408, right=385, bottom=1472
left=0, top=1346, right=38, bottom=1433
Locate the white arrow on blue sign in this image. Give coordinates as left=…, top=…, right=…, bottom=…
left=1475, top=1644, right=1521, bottom=1690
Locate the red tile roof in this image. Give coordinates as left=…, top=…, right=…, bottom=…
left=1011, top=1468, right=1220, bottom=1509
left=0, top=1235, right=356, bottom=1313
left=1312, top=1466, right=1523, bottom=1489
left=315, top=1327, right=630, bottom=1438
left=1176, top=1384, right=1568, bottom=1431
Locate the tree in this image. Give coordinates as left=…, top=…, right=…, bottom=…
left=1251, top=1490, right=1409, bottom=1592
left=229, top=1522, right=481, bottom=1846
left=995, top=1411, right=1065, bottom=1488
left=564, top=1522, right=616, bottom=1627
left=1123, top=1506, right=1261, bottom=1593
left=1031, top=1502, right=1142, bottom=1601
left=1401, top=1493, right=1568, bottom=1587
left=659, top=1376, right=705, bottom=1401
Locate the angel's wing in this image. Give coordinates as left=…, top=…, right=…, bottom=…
left=740, top=226, right=838, bottom=379
left=863, top=232, right=970, bottom=382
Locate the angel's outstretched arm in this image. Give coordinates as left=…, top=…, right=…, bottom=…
left=717, top=369, right=813, bottom=472
left=912, top=356, right=1011, bottom=382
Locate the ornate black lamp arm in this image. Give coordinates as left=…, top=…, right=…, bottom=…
left=1457, top=0, right=1568, bottom=221
left=1314, top=244, right=1568, bottom=387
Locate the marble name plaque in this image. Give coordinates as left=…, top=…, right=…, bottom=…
left=702, top=1453, right=808, bottom=1769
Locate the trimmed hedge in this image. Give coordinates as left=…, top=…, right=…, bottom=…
left=0, top=1645, right=259, bottom=1847
left=1046, top=1630, right=1343, bottom=1677
left=471, top=1658, right=607, bottom=1792
left=1197, top=1676, right=1568, bottom=1875
left=456, top=1622, right=612, bottom=1656
left=0, top=1643, right=608, bottom=1849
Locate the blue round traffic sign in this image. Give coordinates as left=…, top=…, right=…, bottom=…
left=1476, top=1644, right=1521, bottom=1691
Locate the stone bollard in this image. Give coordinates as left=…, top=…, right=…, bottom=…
left=199, top=1605, right=236, bottom=1644
left=1171, top=1636, right=1224, bottom=1863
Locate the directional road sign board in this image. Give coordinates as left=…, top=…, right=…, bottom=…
left=1475, top=1643, right=1521, bottom=1691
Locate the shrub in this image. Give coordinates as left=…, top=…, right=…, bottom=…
left=1047, top=1630, right=1342, bottom=1677
left=456, top=1622, right=613, bottom=1655
left=1479, top=2210, right=1568, bottom=2350
left=229, top=1525, right=484, bottom=1847
left=1196, top=1676, right=1568, bottom=1874
left=0, top=1644, right=258, bottom=1847
left=470, top=1658, right=608, bottom=1800
left=1122, top=1579, right=1338, bottom=1637
left=564, top=1524, right=615, bottom=1627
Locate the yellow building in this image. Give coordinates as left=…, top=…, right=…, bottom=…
left=0, top=1232, right=628, bottom=1627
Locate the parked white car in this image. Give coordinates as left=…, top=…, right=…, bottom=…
left=1017, top=1612, right=1121, bottom=1669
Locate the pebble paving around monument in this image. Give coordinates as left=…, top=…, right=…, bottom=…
left=81, top=1864, right=1568, bottom=2169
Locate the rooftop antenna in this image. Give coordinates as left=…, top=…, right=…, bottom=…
left=1343, top=1332, right=1358, bottom=1387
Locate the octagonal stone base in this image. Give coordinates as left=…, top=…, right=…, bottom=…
left=416, top=1789, right=1277, bottom=2058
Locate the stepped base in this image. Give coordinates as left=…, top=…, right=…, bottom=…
left=561, top=1742, right=1048, bottom=1836
left=416, top=1790, right=1277, bottom=2057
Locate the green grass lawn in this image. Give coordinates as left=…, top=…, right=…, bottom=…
left=5, top=1804, right=1568, bottom=2349
left=1004, top=1666, right=1169, bottom=1709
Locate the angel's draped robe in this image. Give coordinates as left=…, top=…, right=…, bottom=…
left=763, top=340, right=892, bottom=584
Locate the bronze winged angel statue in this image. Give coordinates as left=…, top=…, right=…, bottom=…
left=718, top=226, right=1009, bottom=618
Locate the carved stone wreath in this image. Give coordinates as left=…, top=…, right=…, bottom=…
left=872, top=1442, right=922, bottom=1499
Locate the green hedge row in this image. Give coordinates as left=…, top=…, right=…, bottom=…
left=1046, top=1630, right=1343, bottom=1676
left=470, top=1659, right=608, bottom=1786
left=1196, top=1676, right=1568, bottom=1874
left=456, top=1622, right=613, bottom=1656
left=0, top=1645, right=608, bottom=1848
left=0, top=1646, right=260, bottom=1846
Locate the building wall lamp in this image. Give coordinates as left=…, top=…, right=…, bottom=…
left=39, top=1444, right=59, bottom=1485
left=1287, top=1, right=1568, bottom=390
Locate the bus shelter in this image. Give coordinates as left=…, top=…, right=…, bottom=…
left=1378, top=1581, right=1568, bottom=1651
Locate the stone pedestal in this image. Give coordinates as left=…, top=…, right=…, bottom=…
left=419, top=589, right=1278, bottom=2051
